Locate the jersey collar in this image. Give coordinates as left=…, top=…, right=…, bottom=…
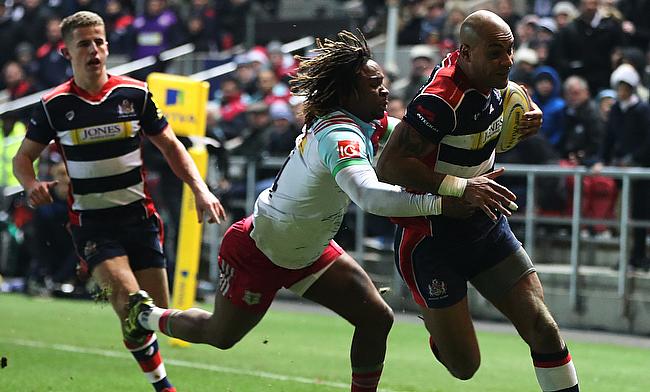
left=337, top=108, right=376, bottom=137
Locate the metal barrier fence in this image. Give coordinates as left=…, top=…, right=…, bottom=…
left=224, top=158, right=650, bottom=310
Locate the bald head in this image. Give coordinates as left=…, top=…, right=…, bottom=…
left=460, top=10, right=512, bottom=47
left=457, top=10, right=514, bottom=90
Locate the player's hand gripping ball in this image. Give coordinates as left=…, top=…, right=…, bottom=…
left=495, top=81, right=533, bottom=153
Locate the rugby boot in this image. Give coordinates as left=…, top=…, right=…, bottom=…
left=124, top=290, right=155, bottom=344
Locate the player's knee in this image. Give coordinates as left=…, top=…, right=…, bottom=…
left=526, top=309, right=562, bottom=349
left=364, top=302, right=394, bottom=334
left=206, top=334, right=241, bottom=350
left=446, top=358, right=480, bottom=381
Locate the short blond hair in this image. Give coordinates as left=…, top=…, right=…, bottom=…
left=60, top=11, right=105, bottom=43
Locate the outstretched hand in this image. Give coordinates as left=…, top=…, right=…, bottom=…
left=194, top=188, right=227, bottom=224
left=462, top=168, right=516, bottom=221
left=26, top=181, right=58, bottom=208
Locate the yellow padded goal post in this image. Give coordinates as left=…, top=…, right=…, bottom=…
left=147, top=72, right=210, bottom=347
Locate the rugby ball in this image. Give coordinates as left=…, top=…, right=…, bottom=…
left=495, top=81, right=532, bottom=153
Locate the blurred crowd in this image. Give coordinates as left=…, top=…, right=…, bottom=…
left=1, top=0, right=650, bottom=295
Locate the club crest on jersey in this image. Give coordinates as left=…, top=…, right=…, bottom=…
left=117, top=99, right=135, bottom=116
left=83, top=241, right=98, bottom=258
left=337, top=140, right=361, bottom=159
left=428, top=279, right=447, bottom=299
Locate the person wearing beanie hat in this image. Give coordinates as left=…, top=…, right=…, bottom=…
left=595, top=88, right=616, bottom=122
left=610, top=63, right=640, bottom=90
left=595, top=62, right=650, bottom=271
left=552, top=1, right=578, bottom=29
left=267, top=101, right=299, bottom=157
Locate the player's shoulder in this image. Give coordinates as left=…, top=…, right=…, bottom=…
left=110, top=74, right=147, bottom=88
left=418, top=54, right=467, bottom=109
left=42, top=79, right=74, bottom=103
left=312, top=111, right=364, bottom=136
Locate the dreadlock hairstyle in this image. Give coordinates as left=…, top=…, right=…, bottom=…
left=290, top=30, right=372, bottom=126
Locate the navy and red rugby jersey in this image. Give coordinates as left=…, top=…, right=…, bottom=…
left=26, top=75, right=168, bottom=225
left=394, top=50, right=507, bottom=239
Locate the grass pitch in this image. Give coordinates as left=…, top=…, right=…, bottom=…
left=1, top=293, right=649, bottom=391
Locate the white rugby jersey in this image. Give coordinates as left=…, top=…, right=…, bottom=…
left=25, top=75, right=167, bottom=224
left=251, top=109, right=394, bottom=269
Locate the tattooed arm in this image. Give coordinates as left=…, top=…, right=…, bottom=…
left=376, top=120, right=444, bottom=194
left=376, top=120, right=516, bottom=220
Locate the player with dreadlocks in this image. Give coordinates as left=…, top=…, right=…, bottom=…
left=125, top=30, right=449, bottom=391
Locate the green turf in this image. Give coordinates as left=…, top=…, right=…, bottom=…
left=1, top=293, right=648, bottom=391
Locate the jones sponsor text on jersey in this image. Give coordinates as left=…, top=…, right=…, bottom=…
left=71, top=122, right=135, bottom=145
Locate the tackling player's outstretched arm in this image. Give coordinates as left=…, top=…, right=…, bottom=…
left=376, top=120, right=444, bottom=193
left=335, top=164, right=442, bottom=217
left=377, top=119, right=517, bottom=220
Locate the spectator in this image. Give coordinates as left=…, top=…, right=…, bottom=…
left=36, top=17, right=72, bottom=88
left=561, top=75, right=605, bottom=166
left=288, top=94, right=306, bottom=129
left=266, top=40, right=297, bottom=84
left=596, top=63, right=650, bottom=270
left=531, top=65, right=566, bottom=149
left=251, top=68, right=290, bottom=105
left=233, top=53, right=258, bottom=96
left=510, top=47, right=538, bottom=88
left=397, top=0, right=429, bottom=44
left=548, top=0, right=624, bottom=93
left=552, top=1, right=579, bottom=31
left=401, top=44, right=438, bottom=102
left=596, top=88, right=617, bottom=121
left=266, top=101, right=299, bottom=157
left=561, top=76, right=616, bottom=236
left=131, top=0, right=184, bottom=59
left=2, top=61, right=39, bottom=119
left=619, top=0, right=650, bottom=50
left=58, top=0, right=105, bottom=16
left=216, top=77, right=249, bottom=140
left=419, top=0, right=447, bottom=43
left=104, top=0, right=135, bottom=55
left=514, top=14, right=539, bottom=49
left=15, top=43, right=40, bottom=85
left=215, top=0, right=251, bottom=49
left=494, top=0, right=521, bottom=34
left=187, top=0, right=219, bottom=50
left=440, top=6, right=465, bottom=48
left=14, top=0, right=54, bottom=49
left=185, top=13, right=215, bottom=52
left=0, top=1, right=17, bottom=75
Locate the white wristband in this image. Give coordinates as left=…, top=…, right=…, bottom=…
left=431, top=196, right=442, bottom=215
left=438, top=175, right=467, bottom=197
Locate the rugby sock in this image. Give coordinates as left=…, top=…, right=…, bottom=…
left=124, top=333, right=176, bottom=392
left=351, top=363, right=383, bottom=392
left=139, top=307, right=181, bottom=337
left=531, top=346, right=579, bottom=391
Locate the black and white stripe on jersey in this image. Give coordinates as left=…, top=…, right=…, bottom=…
left=405, top=51, right=505, bottom=178
left=27, top=75, right=167, bottom=213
